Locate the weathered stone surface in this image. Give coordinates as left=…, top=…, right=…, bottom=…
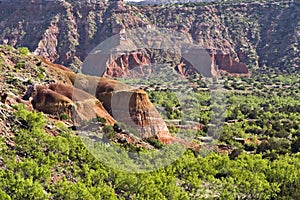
left=31, top=84, right=74, bottom=117
left=214, top=53, right=249, bottom=74
left=28, top=83, right=115, bottom=125
left=48, top=83, right=115, bottom=125
left=97, top=88, right=170, bottom=140
left=93, top=78, right=172, bottom=142
left=105, top=52, right=151, bottom=78
left=103, top=49, right=248, bottom=78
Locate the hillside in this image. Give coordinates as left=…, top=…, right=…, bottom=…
left=0, top=45, right=300, bottom=198
left=0, top=0, right=300, bottom=199
left=0, top=45, right=176, bottom=147
left=0, top=0, right=299, bottom=73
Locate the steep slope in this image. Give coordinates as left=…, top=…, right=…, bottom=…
left=0, top=0, right=298, bottom=73
left=0, top=45, right=172, bottom=144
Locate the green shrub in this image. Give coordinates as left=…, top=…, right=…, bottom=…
left=103, top=125, right=116, bottom=140
left=18, top=47, right=30, bottom=56
left=60, top=113, right=70, bottom=120
left=13, top=104, right=46, bottom=131
left=147, top=138, right=163, bottom=149
left=15, top=61, right=26, bottom=69
left=97, top=117, right=106, bottom=124
left=0, top=189, right=10, bottom=200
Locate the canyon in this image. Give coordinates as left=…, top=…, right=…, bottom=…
left=0, top=0, right=298, bottom=75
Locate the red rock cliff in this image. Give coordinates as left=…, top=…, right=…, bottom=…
left=105, top=52, right=151, bottom=78
left=214, top=53, right=249, bottom=74
left=104, top=50, right=248, bottom=78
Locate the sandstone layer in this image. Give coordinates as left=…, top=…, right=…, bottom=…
left=1, top=0, right=298, bottom=73
left=26, top=63, right=173, bottom=143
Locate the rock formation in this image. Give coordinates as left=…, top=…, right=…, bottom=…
left=26, top=83, right=115, bottom=125
left=48, top=83, right=116, bottom=125
left=22, top=61, right=173, bottom=143
left=103, top=48, right=248, bottom=78
left=30, top=84, right=74, bottom=118
left=97, top=86, right=170, bottom=140
left=75, top=76, right=173, bottom=142
left=1, top=1, right=298, bottom=74
left=213, top=53, right=249, bottom=74
left=105, top=52, right=151, bottom=77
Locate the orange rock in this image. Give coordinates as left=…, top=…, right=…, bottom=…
left=29, top=83, right=115, bottom=125
left=31, top=85, right=73, bottom=117
left=214, top=53, right=249, bottom=74
left=48, top=83, right=115, bottom=125
left=105, top=52, right=151, bottom=78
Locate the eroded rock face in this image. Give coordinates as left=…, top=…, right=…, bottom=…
left=31, top=84, right=74, bottom=117
left=97, top=88, right=170, bottom=140
left=26, top=67, right=172, bottom=143
left=87, top=77, right=171, bottom=142
left=214, top=53, right=249, bottom=74
left=0, top=1, right=298, bottom=73
left=34, top=24, right=60, bottom=62
left=103, top=49, right=248, bottom=79
left=72, top=76, right=172, bottom=142
left=48, top=83, right=115, bottom=125
left=28, top=83, right=115, bottom=125
left=105, top=52, right=151, bottom=78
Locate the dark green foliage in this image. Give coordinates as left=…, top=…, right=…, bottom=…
left=60, top=113, right=70, bottom=120
left=103, top=125, right=117, bottom=140
left=15, top=61, right=26, bottom=69
left=291, top=138, right=300, bottom=153
left=147, top=138, right=164, bottom=149
left=148, top=91, right=182, bottom=120
left=229, top=148, right=243, bottom=160
left=97, top=117, right=107, bottom=124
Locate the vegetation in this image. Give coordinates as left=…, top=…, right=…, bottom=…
left=0, top=7, right=299, bottom=195
left=1, top=103, right=300, bottom=199
left=1, top=55, right=299, bottom=198
left=17, top=47, right=30, bottom=56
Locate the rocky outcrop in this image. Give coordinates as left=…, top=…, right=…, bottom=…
left=34, top=23, right=60, bottom=63
left=104, top=48, right=248, bottom=78
left=213, top=53, right=249, bottom=74
left=48, top=83, right=116, bottom=125
left=93, top=77, right=172, bottom=142
left=98, top=87, right=170, bottom=140
left=27, top=83, right=115, bottom=125
left=30, top=84, right=73, bottom=117
left=64, top=74, right=173, bottom=143
left=105, top=52, right=151, bottom=77
left=27, top=61, right=173, bottom=143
